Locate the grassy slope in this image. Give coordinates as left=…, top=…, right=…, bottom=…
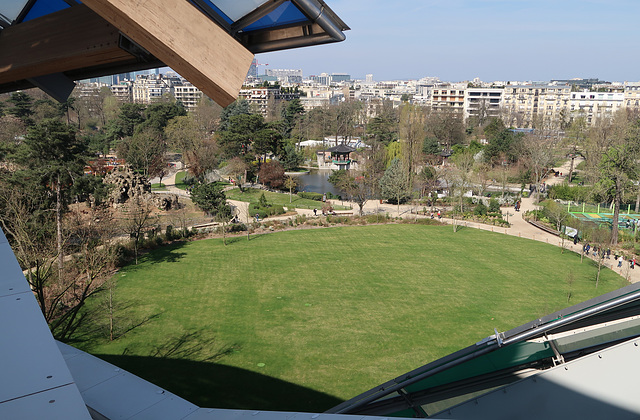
left=226, top=187, right=349, bottom=210
left=75, top=225, right=628, bottom=412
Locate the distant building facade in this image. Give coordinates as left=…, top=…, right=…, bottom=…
left=501, top=84, right=571, bottom=128
left=238, top=87, right=300, bottom=116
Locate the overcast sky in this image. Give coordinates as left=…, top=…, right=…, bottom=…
left=261, top=0, right=640, bottom=83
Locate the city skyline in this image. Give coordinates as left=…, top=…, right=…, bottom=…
left=262, top=0, right=640, bottom=82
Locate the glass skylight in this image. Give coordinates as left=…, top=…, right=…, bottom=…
left=210, top=0, right=271, bottom=22
left=0, top=0, right=30, bottom=23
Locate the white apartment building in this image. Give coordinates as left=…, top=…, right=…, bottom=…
left=624, top=82, right=640, bottom=114
left=110, top=82, right=132, bottom=102
left=501, top=84, right=571, bottom=128
left=174, top=82, right=203, bottom=110
left=264, top=68, right=303, bottom=84
left=238, top=87, right=299, bottom=116
left=132, top=75, right=173, bottom=104
left=431, top=83, right=466, bottom=112
left=569, top=90, right=624, bottom=124
left=463, top=88, right=504, bottom=122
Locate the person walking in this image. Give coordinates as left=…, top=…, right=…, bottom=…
left=313, top=208, right=317, bottom=216
left=618, top=255, right=624, bottom=268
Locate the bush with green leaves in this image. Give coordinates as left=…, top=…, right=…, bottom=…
left=298, top=191, right=323, bottom=201
left=249, top=203, right=285, bottom=219
left=258, top=192, right=269, bottom=207
left=488, top=198, right=501, bottom=213
left=548, top=184, right=591, bottom=202
left=474, top=202, right=488, bottom=216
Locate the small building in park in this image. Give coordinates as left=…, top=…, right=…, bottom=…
left=326, top=144, right=357, bottom=170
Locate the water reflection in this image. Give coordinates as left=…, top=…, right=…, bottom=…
left=295, top=169, right=343, bottom=196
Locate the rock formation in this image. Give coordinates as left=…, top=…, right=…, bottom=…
left=103, top=165, right=180, bottom=210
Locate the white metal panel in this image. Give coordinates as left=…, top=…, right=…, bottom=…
left=0, top=384, right=90, bottom=420
left=58, top=344, right=123, bottom=392
left=185, top=408, right=379, bottom=420
left=0, top=292, right=77, bottom=403
left=0, top=241, right=31, bottom=297
left=434, top=337, right=640, bottom=419
left=80, top=372, right=174, bottom=419
left=0, top=226, right=91, bottom=419
left=128, top=395, right=199, bottom=420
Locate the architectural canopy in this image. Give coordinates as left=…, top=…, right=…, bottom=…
left=0, top=0, right=348, bottom=106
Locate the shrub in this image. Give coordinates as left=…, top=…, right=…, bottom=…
left=249, top=203, right=285, bottom=219
left=474, top=202, right=488, bottom=216
left=298, top=191, right=323, bottom=201
left=548, top=184, right=591, bottom=202
left=258, top=192, right=268, bottom=207
left=228, top=223, right=247, bottom=233
left=488, top=198, right=501, bottom=213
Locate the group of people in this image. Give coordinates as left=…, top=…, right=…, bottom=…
left=582, top=243, right=611, bottom=260
left=313, top=208, right=336, bottom=216
left=429, top=210, right=442, bottom=219
left=582, top=243, right=637, bottom=269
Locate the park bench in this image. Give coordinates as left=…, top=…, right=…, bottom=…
left=527, top=219, right=561, bottom=237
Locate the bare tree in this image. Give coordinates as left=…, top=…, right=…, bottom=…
left=284, top=176, right=297, bottom=203
left=520, top=129, right=559, bottom=202
left=120, top=198, right=157, bottom=264
left=399, top=104, right=426, bottom=188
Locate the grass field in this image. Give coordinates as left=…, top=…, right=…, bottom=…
left=73, top=224, right=628, bottom=412
left=174, top=171, right=188, bottom=190
left=226, top=187, right=350, bottom=210
left=151, top=183, right=167, bottom=191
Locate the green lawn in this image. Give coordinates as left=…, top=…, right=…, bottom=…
left=226, top=187, right=350, bottom=210
left=73, top=225, right=628, bottom=412
left=151, top=183, right=167, bottom=191
left=174, top=171, right=189, bottom=190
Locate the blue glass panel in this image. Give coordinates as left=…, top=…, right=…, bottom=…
left=244, top=1, right=309, bottom=32
left=190, top=0, right=233, bottom=25
left=22, top=0, right=71, bottom=22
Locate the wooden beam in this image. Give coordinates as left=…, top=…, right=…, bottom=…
left=0, top=5, right=135, bottom=85
left=82, top=0, right=254, bottom=107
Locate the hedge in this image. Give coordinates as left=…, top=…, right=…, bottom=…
left=249, top=203, right=285, bottom=219
left=298, top=191, right=324, bottom=201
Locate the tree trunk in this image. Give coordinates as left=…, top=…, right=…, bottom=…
left=611, top=180, right=621, bottom=245
left=56, top=176, right=63, bottom=281
left=109, top=286, right=114, bottom=341
left=568, top=156, right=575, bottom=184
left=596, top=254, right=603, bottom=288
left=222, top=220, right=226, bottom=246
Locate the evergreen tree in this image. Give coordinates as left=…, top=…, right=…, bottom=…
left=7, top=91, right=34, bottom=126
left=11, top=119, right=87, bottom=279
left=219, top=99, right=251, bottom=131
left=280, top=142, right=303, bottom=171
left=217, top=113, right=264, bottom=158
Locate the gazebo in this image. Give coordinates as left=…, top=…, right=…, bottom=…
left=327, top=144, right=356, bottom=168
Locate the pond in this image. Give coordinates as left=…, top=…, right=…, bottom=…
left=294, top=169, right=343, bottom=197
